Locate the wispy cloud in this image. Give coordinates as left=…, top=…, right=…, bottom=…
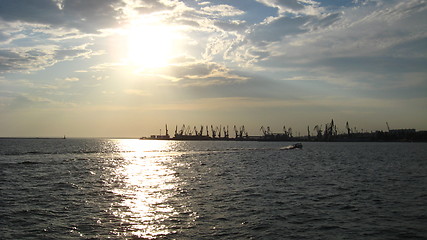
left=63, top=77, right=79, bottom=82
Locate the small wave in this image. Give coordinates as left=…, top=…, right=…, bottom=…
left=72, top=150, right=100, bottom=154
left=317, top=225, right=342, bottom=230
left=2, top=152, right=22, bottom=156
left=18, top=161, right=41, bottom=165
left=2, top=151, right=59, bottom=156
left=27, top=151, right=45, bottom=154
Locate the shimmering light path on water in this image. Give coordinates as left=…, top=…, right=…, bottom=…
left=111, top=140, right=188, bottom=238
left=1, top=139, right=427, bottom=239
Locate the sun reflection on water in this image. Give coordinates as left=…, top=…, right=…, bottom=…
left=111, top=139, right=179, bottom=238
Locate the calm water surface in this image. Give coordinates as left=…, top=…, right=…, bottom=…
left=1, top=139, right=426, bottom=239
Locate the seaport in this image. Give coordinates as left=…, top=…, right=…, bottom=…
left=141, top=120, right=427, bottom=142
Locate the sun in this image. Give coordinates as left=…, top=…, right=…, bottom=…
left=124, top=17, right=179, bottom=70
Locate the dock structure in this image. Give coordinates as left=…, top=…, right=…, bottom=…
left=140, top=121, right=427, bottom=142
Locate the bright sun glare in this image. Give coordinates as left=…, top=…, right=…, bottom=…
left=124, top=17, right=179, bottom=70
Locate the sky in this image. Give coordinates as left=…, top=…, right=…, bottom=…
left=0, top=0, right=426, bottom=138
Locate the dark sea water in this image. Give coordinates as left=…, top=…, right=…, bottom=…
left=1, top=139, right=426, bottom=240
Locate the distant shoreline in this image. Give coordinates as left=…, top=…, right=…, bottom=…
left=0, top=137, right=138, bottom=139
left=1, top=136, right=426, bottom=142
left=139, top=138, right=427, bottom=142
left=0, top=137, right=66, bottom=139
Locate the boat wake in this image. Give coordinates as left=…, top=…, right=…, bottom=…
left=280, top=143, right=303, bottom=150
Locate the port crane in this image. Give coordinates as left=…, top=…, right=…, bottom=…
left=165, top=124, right=169, bottom=138
left=260, top=126, right=272, bottom=136
left=313, top=125, right=322, bottom=139
left=346, top=121, right=351, bottom=135
left=211, top=125, right=217, bottom=138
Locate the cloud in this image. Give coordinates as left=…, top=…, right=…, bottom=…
left=0, top=91, right=57, bottom=111
left=245, top=10, right=341, bottom=45
left=0, top=48, right=53, bottom=73
left=0, top=44, right=95, bottom=73
left=201, top=4, right=245, bottom=16
left=54, top=45, right=96, bottom=61
left=131, top=0, right=173, bottom=14
left=0, top=0, right=125, bottom=33
left=0, top=11, right=107, bottom=74
left=1, top=2, right=426, bottom=95
left=165, top=58, right=248, bottom=86
left=233, top=0, right=427, bottom=89
left=166, top=2, right=247, bottom=33
left=64, top=77, right=79, bottom=82
left=257, top=0, right=305, bottom=12
left=0, top=31, right=13, bottom=44
left=305, top=12, right=341, bottom=30
left=249, top=15, right=309, bottom=44
left=256, top=0, right=323, bottom=16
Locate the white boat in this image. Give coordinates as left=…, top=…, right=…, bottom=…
left=280, top=143, right=303, bottom=150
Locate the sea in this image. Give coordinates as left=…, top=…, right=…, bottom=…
left=1, top=139, right=426, bottom=240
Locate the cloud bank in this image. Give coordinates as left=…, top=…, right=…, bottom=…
left=1, top=0, right=426, bottom=136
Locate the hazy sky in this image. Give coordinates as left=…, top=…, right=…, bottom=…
left=1, top=0, right=426, bottom=137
